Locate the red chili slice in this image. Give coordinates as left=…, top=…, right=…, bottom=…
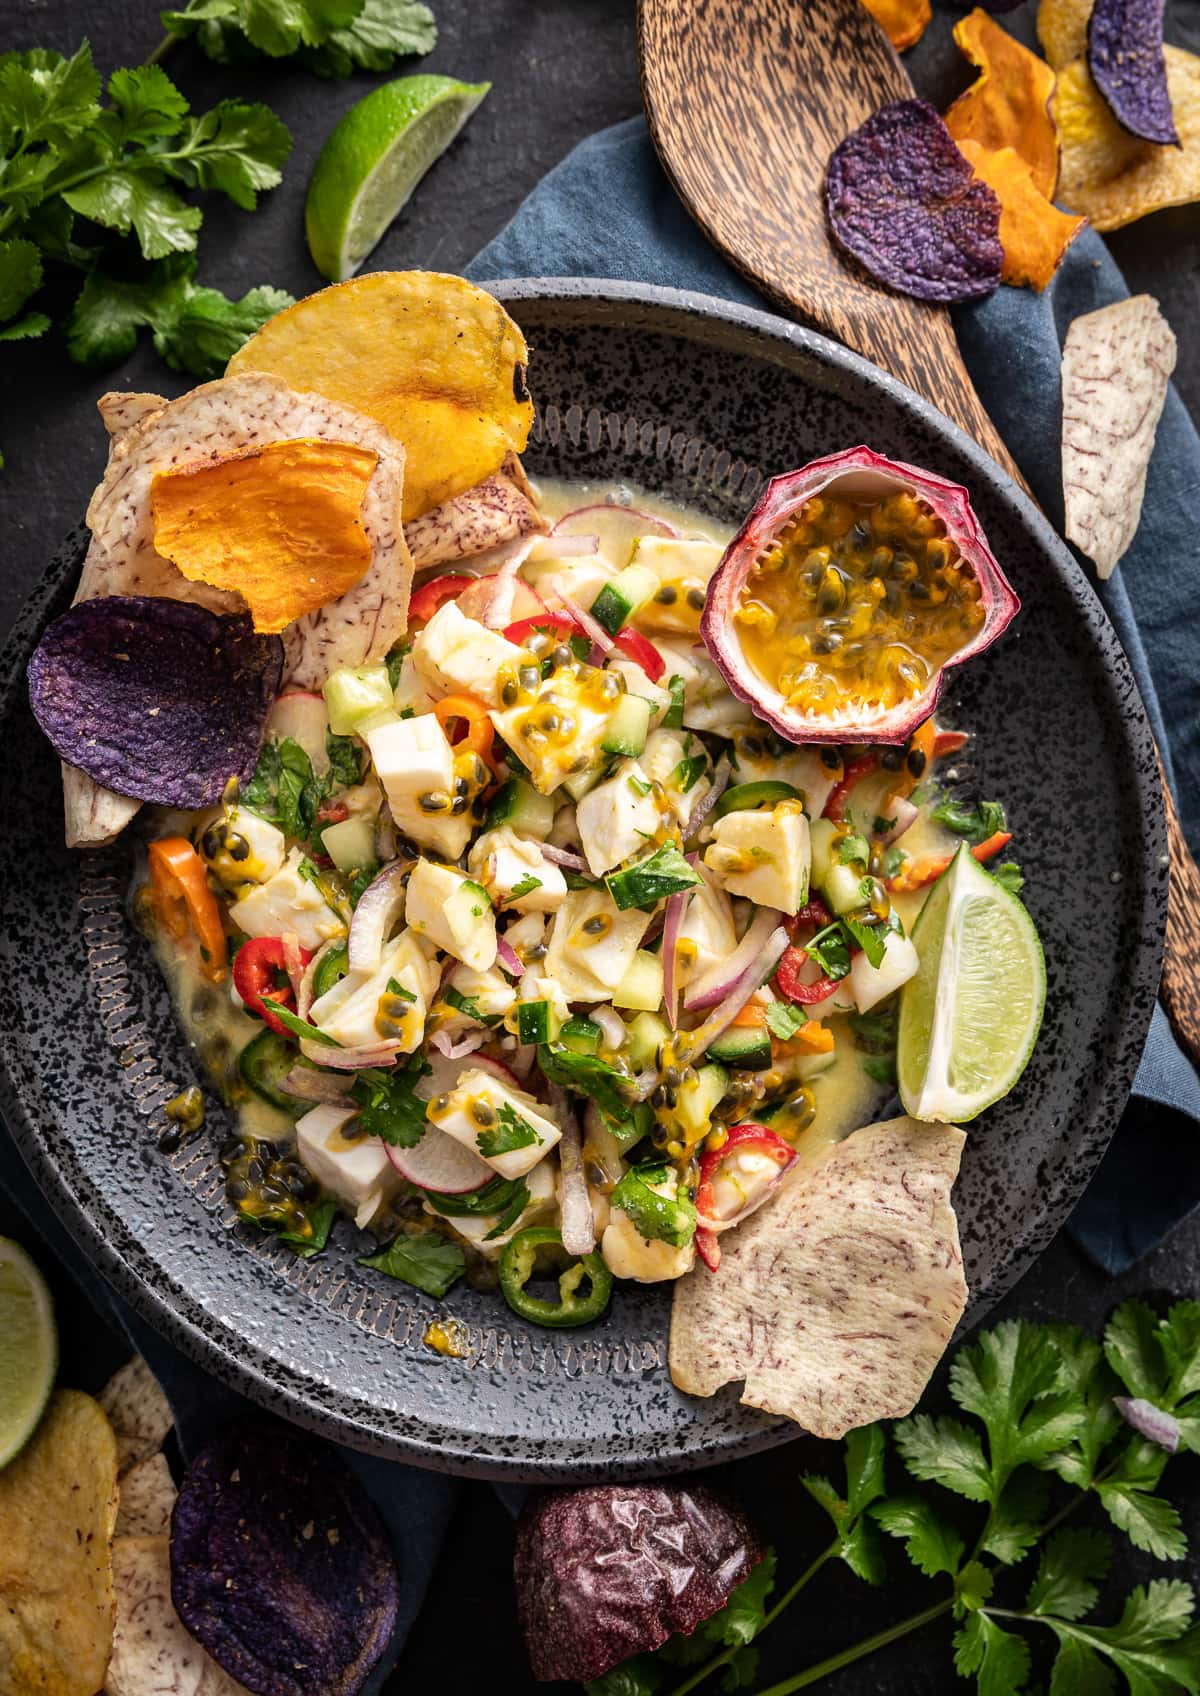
left=822, top=752, right=880, bottom=826
left=611, top=626, right=666, bottom=682
left=694, top=1122, right=797, bottom=1271
left=232, top=936, right=312, bottom=1037
left=408, top=574, right=477, bottom=625
left=503, top=613, right=579, bottom=648
left=784, top=897, right=832, bottom=940
left=774, top=945, right=839, bottom=1005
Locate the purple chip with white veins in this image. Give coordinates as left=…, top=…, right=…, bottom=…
left=826, top=100, right=1003, bottom=304
left=1089, top=0, right=1179, bottom=148
left=28, top=596, right=283, bottom=808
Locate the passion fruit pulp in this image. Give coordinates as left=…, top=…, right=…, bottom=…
left=701, top=446, right=1019, bottom=744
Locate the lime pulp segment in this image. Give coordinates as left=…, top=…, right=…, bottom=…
left=0, top=1237, right=57, bottom=1470
left=897, top=844, right=1046, bottom=1124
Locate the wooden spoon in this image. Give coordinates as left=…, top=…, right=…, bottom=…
left=639, top=0, right=1200, bottom=1066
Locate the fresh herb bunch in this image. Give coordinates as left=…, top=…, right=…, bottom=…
left=586, top=1304, right=1200, bottom=1696
left=160, top=0, right=437, bottom=78
left=0, top=42, right=293, bottom=381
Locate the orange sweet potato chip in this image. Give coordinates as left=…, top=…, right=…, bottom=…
left=1056, top=45, right=1200, bottom=231
left=1037, top=0, right=1091, bottom=70
left=861, top=0, right=931, bottom=51
left=958, top=139, right=1087, bottom=290
left=228, top=273, right=534, bottom=522
left=151, top=437, right=378, bottom=634
left=944, top=8, right=1061, bottom=200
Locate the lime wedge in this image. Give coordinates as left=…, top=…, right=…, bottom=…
left=306, top=74, right=491, bottom=283
left=0, top=1237, right=57, bottom=1469
left=898, top=843, right=1046, bottom=1124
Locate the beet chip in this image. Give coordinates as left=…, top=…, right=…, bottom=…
left=514, top=1483, right=764, bottom=1684
left=1090, top=0, right=1179, bottom=146
left=826, top=100, right=1004, bottom=302
left=169, top=1420, right=399, bottom=1696
left=28, top=596, right=283, bottom=809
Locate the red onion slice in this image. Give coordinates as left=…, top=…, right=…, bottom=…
left=685, top=906, right=785, bottom=1011
left=880, top=795, right=920, bottom=846
left=687, top=926, right=790, bottom=1057
left=546, top=579, right=615, bottom=656
left=539, top=844, right=588, bottom=872
left=1114, top=1396, right=1181, bottom=1453
left=528, top=533, right=599, bottom=560
left=496, top=937, right=525, bottom=978
left=283, top=1065, right=354, bottom=1103
left=555, top=1104, right=595, bottom=1256
left=662, top=888, right=692, bottom=1029
left=588, top=1005, right=627, bottom=1052
left=299, top=1037, right=403, bottom=1069
left=701, top=446, right=1020, bottom=745
left=685, top=754, right=731, bottom=837
left=347, top=861, right=408, bottom=974
left=429, top=1028, right=489, bottom=1060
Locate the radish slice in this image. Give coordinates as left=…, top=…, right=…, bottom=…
left=386, top=1126, right=492, bottom=1195
left=554, top=504, right=678, bottom=566
left=496, top=937, right=525, bottom=978
left=454, top=536, right=539, bottom=629
left=283, top=1066, right=353, bottom=1103
left=528, top=533, right=599, bottom=560
left=347, top=861, right=407, bottom=974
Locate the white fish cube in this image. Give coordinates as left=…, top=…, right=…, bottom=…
left=575, top=760, right=661, bottom=876
left=406, top=858, right=497, bottom=972
left=411, top=601, right=525, bottom=707
left=704, top=803, right=811, bottom=915
left=545, top=887, right=650, bottom=1001
left=428, top=1067, right=562, bottom=1180
left=468, top=827, right=567, bottom=913
left=296, top=1105, right=398, bottom=1210
left=229, top=848, right=344, bottom=951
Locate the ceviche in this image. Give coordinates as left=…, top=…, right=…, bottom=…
left=28, top=273, right=1045, bottom=1437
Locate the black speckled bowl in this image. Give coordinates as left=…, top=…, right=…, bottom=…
left=0, top=282, right=1166, bottom=1480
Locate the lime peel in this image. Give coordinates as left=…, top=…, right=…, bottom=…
left=0, top=1236, right=57, bottom=1470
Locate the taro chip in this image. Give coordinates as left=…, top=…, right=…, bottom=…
left=1061, top=294, right=1176, bottom=579
left=861, top=0, right=931, bottom=51
left=0, top=1390, right=119, bottom=1696
left=28, top=597, right=284, bottom=809
left=826, top=99, right=1003, bottom=303
left=514, top=1484, right=764, bottom=1684
left=670, top=1117, right=968, bottom=1439
left=151, top=438, right=379, bottom=635
left=227, top=272, right=534, bottom=521
left=1089, top=0, right=1178, bottom=145
left=170, top=1419, right=399, bottom=1696
left=1056, top=45, right=1200, bottom=230
left=117, top=1452, right=178, bottom=1538
left=958, top=140, right=1087, bottom=290
left=99, top=1355, right=175, bottom=1475
left=108, top=1536, right=251, bottom=1696
left=944, top=8, right=1061, bottom=199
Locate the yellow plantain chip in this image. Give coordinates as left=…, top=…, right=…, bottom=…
left=0, top=1390, right=119, bottom=1696
left=227, top=272, right=534, bottom=522
left=958, top=139, right=1087, bottom=290
left=861, top=0, right=931, bottom=51
left=98, top=1357, right=174, bottom=1476
left=1037, top=0, right=1092, bottom=70
left=151, top=438, right=379, bottom=635
left=945, top=9, right=1062, bottom=200
left=1056, top=46, right=1200, bottom=231
left=107, top=1537, right=252, bottom=1696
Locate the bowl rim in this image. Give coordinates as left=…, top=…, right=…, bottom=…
left=0, top=277, right=1166, bottom=1478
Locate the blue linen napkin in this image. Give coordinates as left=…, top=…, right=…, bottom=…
left=466, top=115, right=1200, bottom=1275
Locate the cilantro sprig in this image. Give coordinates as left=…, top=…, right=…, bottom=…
left=0, top=43, right=293, bottom=385
left=161, top=0, right=437, bottom=79
left=587, top=1305, right=1200, bottom=1696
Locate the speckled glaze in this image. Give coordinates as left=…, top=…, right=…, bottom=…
left=0, top=283, right=1166, bottom=1481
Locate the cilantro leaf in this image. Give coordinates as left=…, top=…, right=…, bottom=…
left=1025, top=1529, right=1111, bottom=1622
left=258, top=1194, right=336, bottom=1258
left=802, top=1427, right=888, bottom=1584
left=0, top=43, right=101, bottom=153
left=1105, top=1301, right=1168, bottom=1403
left=359, top=1231, right=465, bottom=1298
left=0, top=237, right=43, bottom=323
left=538, top=1043, right=630, bottom=1119
left=765, top=1001, right=806, bottom=1041
left=952, top=1611, right=1032, bottom=1696
left=163, top=98, right=291, bottom=209
left=931, top=797, right=1007, bottom=846
left=102, top=64, right=190, bottom=144
left=609, top=1164, right=696, bottom=1249
left=805, top=920, right=852, bottom=981
left=476, top=1101, right=539, bottom=1159
left=1038, top=1325, right=1123, bottom=1491
left=351, top=1055, right=430, bottom=1147
left=954, top=1560, right=995, bottom=1615
left=1096, top=1470, right=1186, bottom=1562
left=1044, top=1580, right=1200, bottom=1696
left=266, top=1002, right=339, bottom=1045
left=584, top=1660, right=661, bottom=1696
left=663, top=674, right=686, bottom=729
left=510, top=873, right=543, bottom=899
left=325, top=729, right=365, bottom=789
left=699, top=1551, right=776, bottom=1651
left=978, top=1469, right=1050, bottom=1566
left=948, top=1320, right=1083, bottom=1496
left=870, top=1494, right=964, bottom=1578
left=1159, top=1300, right=1200, bottom=1402
left=893, top=1413, right=993, bottom=1503
left=847, top=1005, right=896, bottom=1054
left=991, top=862, right=1025, bottom=897
left=842, top=912, right=887, bottom=969
left=1047, top=1636, right=1119, bottom=1696
left=59, top=171, right=202, bottom=261
left=300, top=0, right=438, bottom=75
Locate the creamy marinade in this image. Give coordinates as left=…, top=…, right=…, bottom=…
left=136, top=474, right=987, bottom=1326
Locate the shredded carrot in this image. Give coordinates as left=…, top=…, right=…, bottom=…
left=779, top=1019, right=835, bottom=1055
left=887, top=830, right=1014, bottom=894
left=732, top=1001, right=768, bottom=1028
left=148, top=836, right=227, bottom=981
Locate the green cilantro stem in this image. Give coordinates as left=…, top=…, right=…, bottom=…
left=663, top=1545, right=839, bottom=1696
left=750, top=1599, right=953, bottom=1696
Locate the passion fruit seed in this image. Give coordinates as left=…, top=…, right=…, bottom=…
left=220, top=1132, right=321, bottom=1239
left=733, top=490, right=986, bottom=719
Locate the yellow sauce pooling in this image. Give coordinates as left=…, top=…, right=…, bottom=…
left=734, top=491, right=984, bottom=718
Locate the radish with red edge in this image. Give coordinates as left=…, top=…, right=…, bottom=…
left=385, top=1127, right=492, bottom=1195
left=553, top=505, right=678, bottom=567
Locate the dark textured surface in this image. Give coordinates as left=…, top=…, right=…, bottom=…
left=0, top=284, right=1167, bottom=1475
left=1, top=0, right=1198, bottom=1686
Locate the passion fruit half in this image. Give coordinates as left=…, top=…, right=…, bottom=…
left=701, top=446, right=1019, bottom=744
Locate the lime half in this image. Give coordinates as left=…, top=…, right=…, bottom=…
left=0, top=1237, right=57, bottom=1469
left=898, top=844, right=1046, bottom=1124
left=306, top=74, right=491, bottom=283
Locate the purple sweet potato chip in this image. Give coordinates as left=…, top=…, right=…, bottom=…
left=514, top=1483, right=764, bottom=1684
left=28, top=596, right=283, bottom=808
left=1089, top=0, right=1180, bottom=147
left=826, top=99, right=1004, bottom=303
left=169, top=1420, right=399, bottom=1696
